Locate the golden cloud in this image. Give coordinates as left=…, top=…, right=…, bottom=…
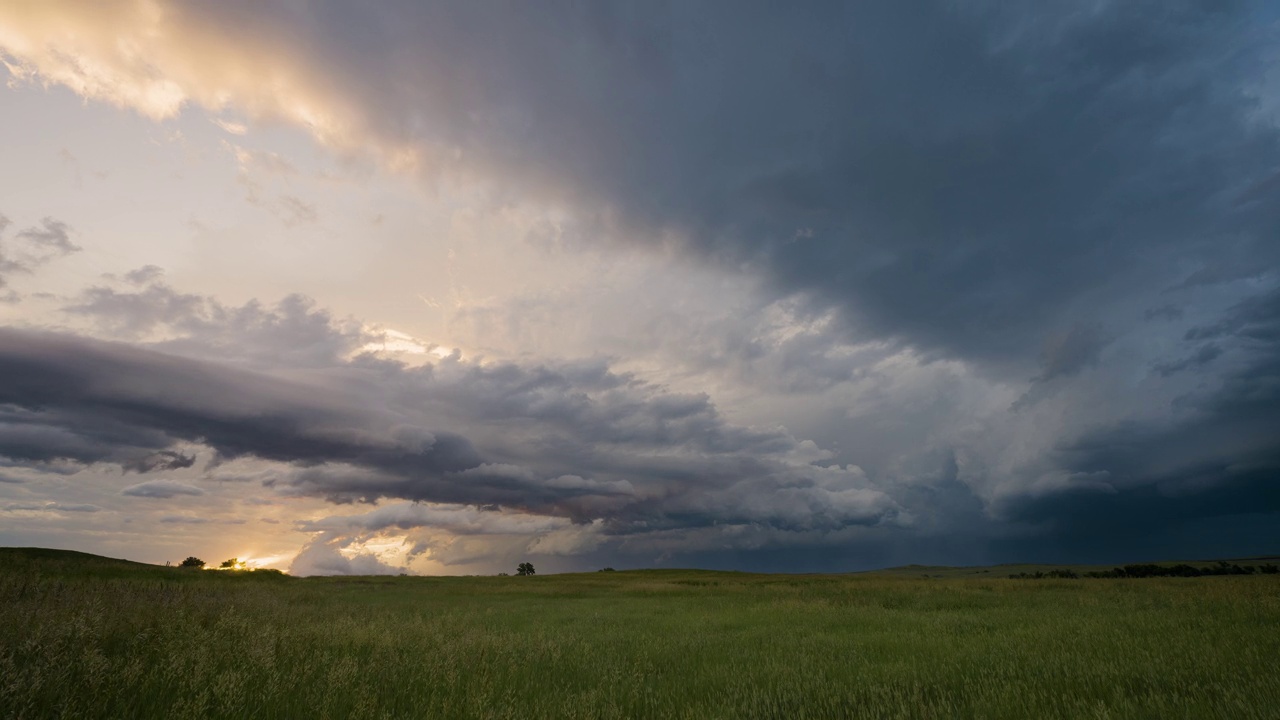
left=0, top=1, right=422, bottom=170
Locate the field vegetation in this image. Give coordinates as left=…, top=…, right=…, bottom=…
left=1, top=547, right=1278, bottom=719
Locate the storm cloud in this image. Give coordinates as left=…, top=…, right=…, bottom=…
left=0, top=327, right=482, bottom=486
left=1005, top=286, right=1280, bottom=537
left=1, top=1, right=1278, bottom=570
left=9, top=1, right=1279, bottom=365
left=0, top=326, right=898, bottom=534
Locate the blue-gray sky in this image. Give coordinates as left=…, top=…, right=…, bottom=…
left=0, top=1, right=1277, bottom=574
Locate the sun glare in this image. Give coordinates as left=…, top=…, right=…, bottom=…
left=206, top=554, right=292, bottom=571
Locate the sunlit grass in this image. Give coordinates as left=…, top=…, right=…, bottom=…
left=1, top=549, right=1277, bottom=719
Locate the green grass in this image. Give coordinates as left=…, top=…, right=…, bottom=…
left=2, top=549, right=1278, bottom=719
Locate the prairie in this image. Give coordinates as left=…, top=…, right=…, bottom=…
left=1, top=548, right=1277, bottom=719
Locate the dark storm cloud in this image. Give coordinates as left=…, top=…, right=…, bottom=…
left=270, top=356, right=898, bottom=528
left=7, top=2, right=1280, bottom=566
left=1152, top=343, right=1223, bottom=377
left=1183, top=287, right=1280, bottom=344
left=1034, top=324, right=1111, bottom=384
left=0, top=406, right=173, bottom=468
left=175, top=1, right=1280, bottom=367
left=1145, top=305, right=1184, bottom=322
left=122, top=450, right=197, bottom=473
left=0, top=326, right=482, bottom=484
left=1002, top=286, right=1280, bottom=542
left=0, top=326, right=897, bottom=530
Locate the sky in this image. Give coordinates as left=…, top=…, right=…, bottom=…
left=0, top=1, right=1278, bottom=575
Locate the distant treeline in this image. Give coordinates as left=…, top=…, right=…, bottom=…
left=1010, top=561, right=1279, bottom=580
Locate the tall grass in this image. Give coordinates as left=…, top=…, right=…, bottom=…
left=1, top=552, right=1278, bottom=719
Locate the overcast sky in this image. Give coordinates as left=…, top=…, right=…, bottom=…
left=1, top=1, right=1277, bottom=575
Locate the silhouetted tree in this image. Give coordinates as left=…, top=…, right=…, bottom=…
left=517, top=562, right=535, bottom=576
left=220, top=558, right=246, bottom=570
left=179, top=556, right=205, bottom=568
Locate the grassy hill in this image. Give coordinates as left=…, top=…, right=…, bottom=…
left=0, top=546, right=287, bottom=582
left=0, top=546, right=161, bottom=575
left=2, top=547, right=1279, bottom=718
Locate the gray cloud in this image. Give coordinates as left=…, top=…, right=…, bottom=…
left=142, top=1, right=1280, bottom=372
left=16, top=217, right=79, bottom=255
left=1144, top=305, right=1184, bottom=322
left=122, top=450, right=197, bottom=473
left=277, top=195, right=318, bottom=226
left=121, top=480, right=205, bottom=499
left=65, top=282, right=373, bottom=367
left=19, top=4, right=1259, bottom=366
left=0, top=214, right=81, bottom=290
left=1152, top=343, right=1224, bottom=377
left=4, top=3, right=1280, bottom=568
left=999, top=286, right=1280, bottom=542
left=0, top=326, right=897, bottom=535
left=9, top=280, right=1280, bottom=565
left=11, top=275, right=1279, bottom=564
left=122, top=265, right=165, bottom=285
left=158, top=515, right=245, bottom=525
left=0, top=327, right=482, bottom=483
left=1184, top=288, right=1280, bottom=344
left=64, top=284, right=213, bottom=339
left=3, top=502, right=100, bottom=513
left=297, top=501, right=567, bottom=537
left=1035, top=324, right=1111, bottom=384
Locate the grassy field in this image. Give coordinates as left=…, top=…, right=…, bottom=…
left=1, top=549, right=1278, bottom=719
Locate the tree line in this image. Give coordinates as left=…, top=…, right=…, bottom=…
left=1009, top=561, right=1279, bottom=579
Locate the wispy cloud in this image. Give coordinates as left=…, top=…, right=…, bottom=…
left=0, top=214, right=81, bottom=290
left=122, top=480, right=205, bottom=499
left=3, top=501, right=100, bottom=513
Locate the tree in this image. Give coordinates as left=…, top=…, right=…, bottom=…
left=220, top=558, right=247, bottom=570
left=179, top=556, right=205, bottom=568
left=516, top=562, right=535, bottom=576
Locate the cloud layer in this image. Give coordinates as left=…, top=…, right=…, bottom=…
left=1, top=1, right=1278, bottom=571
left=0, top=322, right=900, bottom=537
left=7, top=2, right=1278, bottom=362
